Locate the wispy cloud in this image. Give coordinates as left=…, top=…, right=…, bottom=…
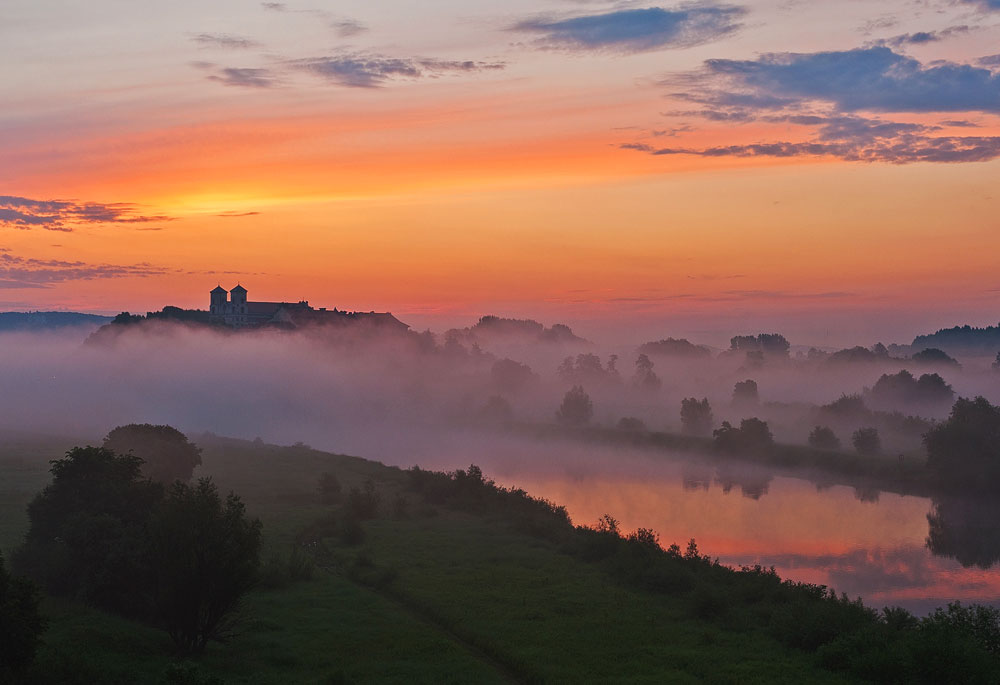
left=292, top=54, right=504, bottom=88
left=206, top=66, right=278, bottom=88
left=957, top=0, right=1000, bottom=10
left=694, top=47, right=1000, bottom=113
left=876, top=25, right=970, bottom=48
left=261, top=2, right=286, bottom=11
left=624, top=129, right=1000, bottom=163
left=510, top=5, right=746, bottom=53
left=859, top=16, right=899, bottom=36
left=0, top=253, right=171, bottom=289
left=333, top=19, right=367, bottom=37
left=0, top=196, right=173, bottom=232
left=192, top=33, right=262, bottom=50
left=632, top=46, right=1000, bottom=164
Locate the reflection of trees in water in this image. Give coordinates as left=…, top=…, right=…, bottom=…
left=853, top=485, right=880, bottom=503
left=681, top=463, right=713, bottom=491
left=926, top=497, right=1000, bottom=569
left=714, top=465, right=772, bottom=500
left=680, top=461, right=773, bottom=499
left=813, top=475, right=835, bottom=493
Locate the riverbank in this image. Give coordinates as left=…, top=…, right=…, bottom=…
left=508, top=421, right=935, bottom=500
left=4, top=432, right=998, bottom=683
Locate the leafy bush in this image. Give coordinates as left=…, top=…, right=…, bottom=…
left=407, top=465, right=571, bottom=542
left=869, top=370, right=954, bottom=410
left=317, top=472, right=342, bottom=504
left=616, top=417, right=647, bottom=433
left=345, top=480, right=381, bottom=520
left=632, top=354, right=661, bottom=391
left=925, top=396, right=1000, bottom=490
left=732, top=379, right=759, bottom=406
left=491, top=358, right=537, bottom=394
left=0, top=552, right=44, bottom=679
left=808, top=425, right=841, bottom=450
left=912, top=347, right=960, bottom=367
left=15, top=446, right=163, bottom=615
left=147, top=479, right=262, bottom=655
left=104, top=424, right=202, bottom=484
left=852, top=427, right=881, bottom=455
left=556, top=386, right=593, bottom=425
left=713, top=418, right=774, bottom=455
left=258, top=547, right=315, bottom=590
left=680, top=398, right=713, bottom=436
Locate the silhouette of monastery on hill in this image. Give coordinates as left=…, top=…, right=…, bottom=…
left=208, top=284, right=408, bottom=331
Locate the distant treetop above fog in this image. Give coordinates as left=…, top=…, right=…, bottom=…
left=912, top=323, right=1000, bottom=355
left=729, top=334, right=790, bottom=358
left=638, top=337, right=712, bottom=358
left=450, top=315, right=587, bottom=345
left=0, top=311, right=111, bottom=332
left=867, top=370, right=954, bottom=412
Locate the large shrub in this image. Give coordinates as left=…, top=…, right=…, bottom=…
left=104, top=424, right=202, bottom=484
left=0, top=552, right=44, bottom=679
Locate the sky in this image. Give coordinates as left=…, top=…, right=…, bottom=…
left=2, top=0, right=1000, bottom=346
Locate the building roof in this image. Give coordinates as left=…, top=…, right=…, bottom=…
left=246, top=301, right=283, bottom=316
left=230, top=284, right=247, bottom=293
left=211, top=285, right=228, bottom=294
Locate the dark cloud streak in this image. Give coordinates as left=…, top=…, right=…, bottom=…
left=206, top=67, right=277, bottom=88
left=510, top=5, right=745, bottom=53
left=333, top=19, right=367, bottom=37
left=0, top=254, right=170, bottom=289
left=293, top=54, right=504, bottom=88
left=0, top=196, right=174, bottom=231
left=626, top=135, right=1000, bottom=164
left=192, top=33, right=262, bottom=50
left=640, top=46, right=1000, bottom=165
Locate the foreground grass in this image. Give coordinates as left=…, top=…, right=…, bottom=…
left=0, top=433, right=919, bottom=683
left=357, top=514, right=840, bottom=683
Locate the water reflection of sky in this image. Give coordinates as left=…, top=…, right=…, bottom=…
left=513, top=469, right=1000, bottom=614
left=393, top=433, right=1000, bottom=615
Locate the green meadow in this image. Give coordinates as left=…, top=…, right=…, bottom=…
left=4, top=433, right=996, bottom=683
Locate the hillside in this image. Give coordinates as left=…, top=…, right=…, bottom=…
left=0, top=311, right=111, bottom=332
left=2, top=433, right=849, bottom=684
left=4, top=433, right=997, bottom=683
left=912, top=323, right=1000, bottom=355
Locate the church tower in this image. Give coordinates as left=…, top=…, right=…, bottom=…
left=210, top=285, right=228, bottom=318
left=230, top=284, right=248, bottom=326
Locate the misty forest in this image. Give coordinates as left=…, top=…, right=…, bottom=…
left=1, top=308, right=1000, bottom=684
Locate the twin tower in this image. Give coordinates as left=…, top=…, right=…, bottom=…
left=209, top=284, right=248, bottom=326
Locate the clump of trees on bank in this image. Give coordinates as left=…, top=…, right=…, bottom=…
left=11, top=429, right=261, bottom=662
left=556, top=386, right=593, bottom=425
left=713, top=418, right=774, bottom=455
left=925, top=396, right=1000, bottom=490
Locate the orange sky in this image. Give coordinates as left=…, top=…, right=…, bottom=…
left=3, top=0, right=1000, bottom=345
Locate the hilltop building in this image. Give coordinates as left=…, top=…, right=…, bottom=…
left=208, top=285, right=408, bottom=332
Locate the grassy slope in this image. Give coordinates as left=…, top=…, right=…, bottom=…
left=4, top=433, right=846, bottom=684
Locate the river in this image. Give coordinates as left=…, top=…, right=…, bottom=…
left=381, top=430, right=1000, bottom=615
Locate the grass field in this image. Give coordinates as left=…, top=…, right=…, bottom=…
left=0, top=431, right=890, bottom=683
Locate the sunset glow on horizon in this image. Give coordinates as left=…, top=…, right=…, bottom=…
left=4, top=0, right=1000, bottom=346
